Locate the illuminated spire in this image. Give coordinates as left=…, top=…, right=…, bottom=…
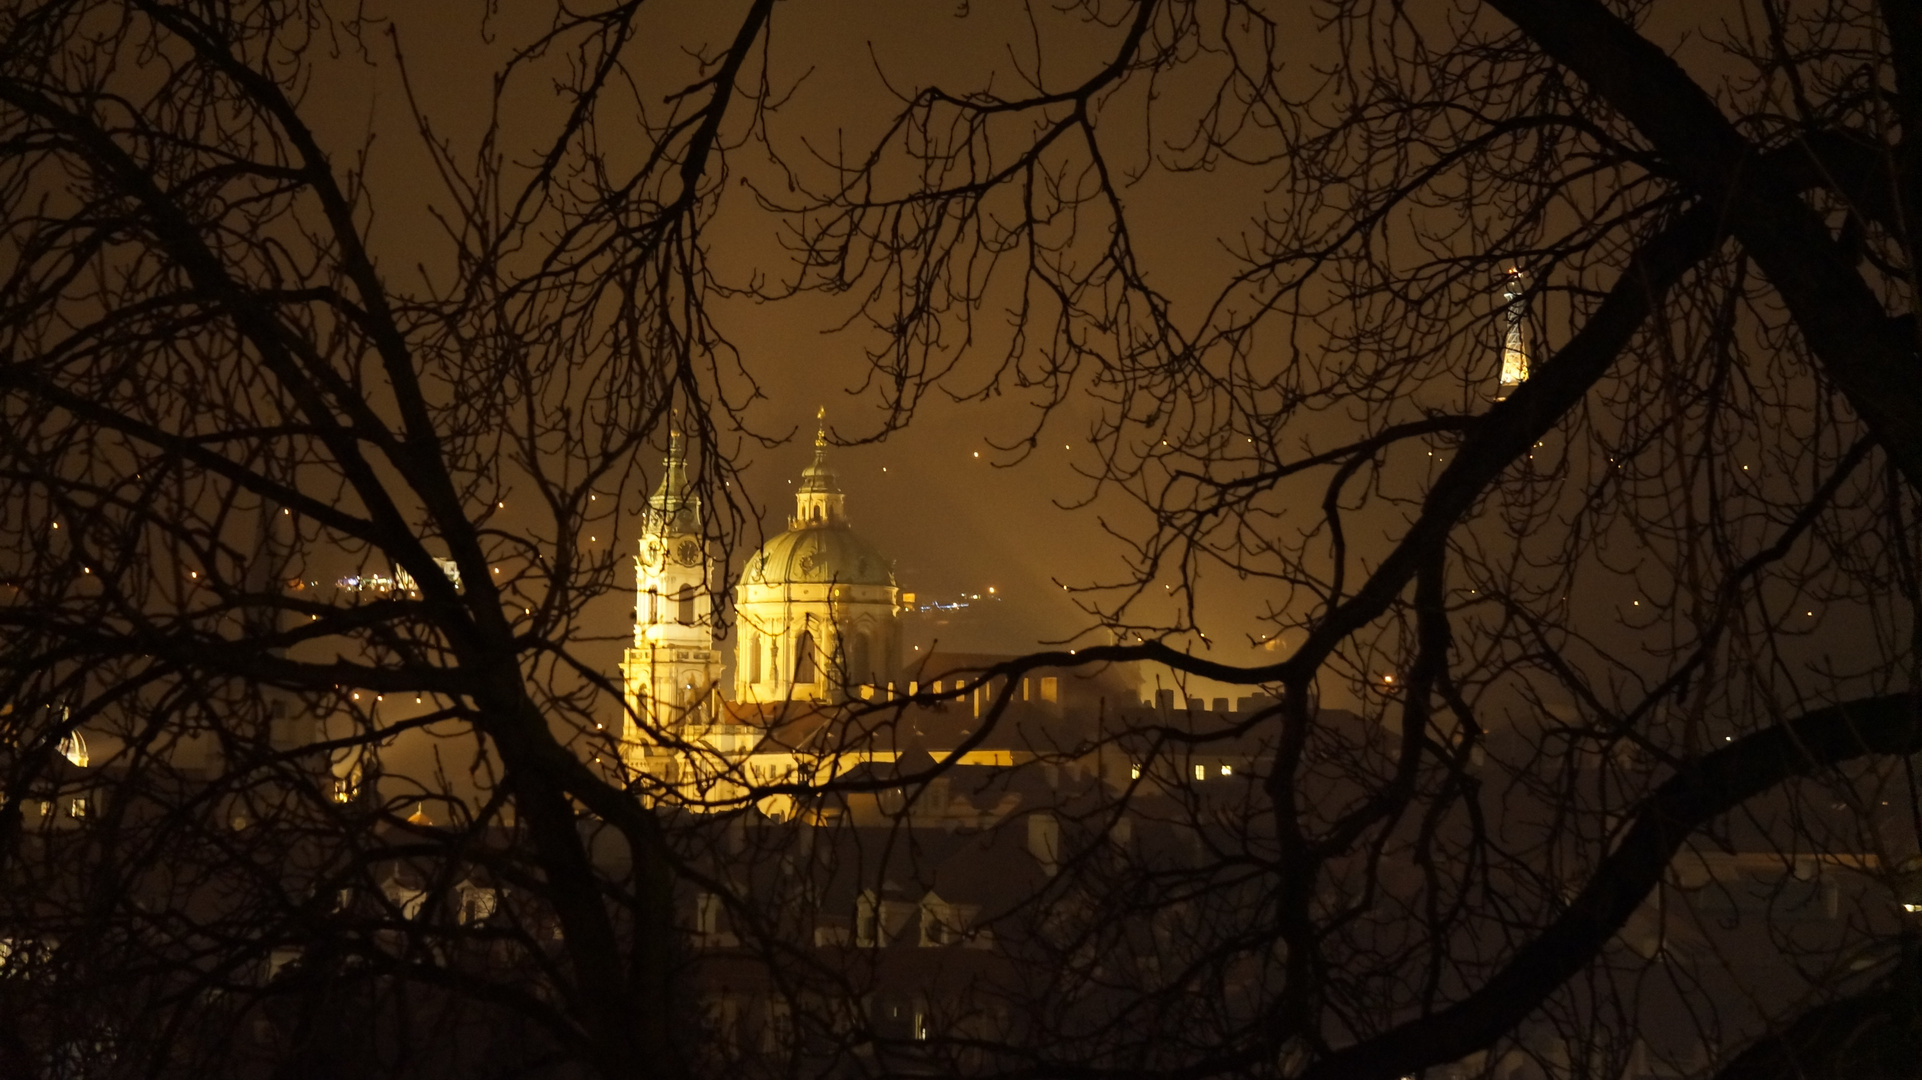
left=645, top=429, right=699, bottom=537
left=1498, top=268, right=1530, bottom=399
left=793, top=406, right=847, bottom=528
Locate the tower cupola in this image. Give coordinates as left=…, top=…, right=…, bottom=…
left=646, top=431, right=701, bottom=536
left=791, top=409, right=848, bottom=529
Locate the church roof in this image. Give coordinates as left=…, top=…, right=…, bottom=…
left=644, top=432, right=700, bottom=536
left=741, top=525, right=895, bottom=588
left=739, top=409, right=894, bottom=588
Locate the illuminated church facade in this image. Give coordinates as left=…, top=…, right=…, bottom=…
left=618, top=415, right=908, bottom=809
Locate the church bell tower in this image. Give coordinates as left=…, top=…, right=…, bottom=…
left=622, top=433, right=722, bottom=751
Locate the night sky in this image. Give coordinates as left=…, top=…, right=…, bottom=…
left=280, top=0, right=1772, bottom=749
left=288, top=0, right=1296, bottom=693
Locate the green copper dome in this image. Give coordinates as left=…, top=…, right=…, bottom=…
left=741, top=525, right=894, bottom=587
left=740, top=409, right=894, bottom=587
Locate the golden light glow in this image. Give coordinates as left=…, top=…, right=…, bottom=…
left=1499, top=268, right=1530, bottom=394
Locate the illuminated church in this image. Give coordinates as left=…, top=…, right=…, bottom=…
left=619, top=413, right=909, bottom=809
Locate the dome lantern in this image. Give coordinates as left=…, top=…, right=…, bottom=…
left=791, top=407, right=848, bottom=529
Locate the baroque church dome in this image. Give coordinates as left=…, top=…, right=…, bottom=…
left=731, top=410, right=905, bottom=705
left=742, top=526, right=893, bottom=587
left=740, top=414, right=894, bottom=587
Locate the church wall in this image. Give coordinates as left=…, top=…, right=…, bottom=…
left=733, top=585, right=903, bottom=703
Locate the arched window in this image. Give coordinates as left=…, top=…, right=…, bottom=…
left=794, top=630, right=817, bottom=684
left=676, top=584, right=695, bottom=624
left=746, top=630, right=761, bottom=684
left=644, top=589, right=658, bottom=623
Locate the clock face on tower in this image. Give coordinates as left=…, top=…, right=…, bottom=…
left=676, top=538, right=702, bottom=566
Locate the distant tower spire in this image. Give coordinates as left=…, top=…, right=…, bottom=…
left=1498, top=268, right=1530, bottom=400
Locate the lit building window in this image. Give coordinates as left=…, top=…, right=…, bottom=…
left=1220, top=764, right=1233, bottom=777
left=1130, top=763, right=1141, bottom=780
left=1193, top=764, right=1206, bottom=781
left=68, top=797, right=88, bottom=819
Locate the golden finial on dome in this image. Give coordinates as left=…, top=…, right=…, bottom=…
left=815, top=406, right=827, bottom=448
